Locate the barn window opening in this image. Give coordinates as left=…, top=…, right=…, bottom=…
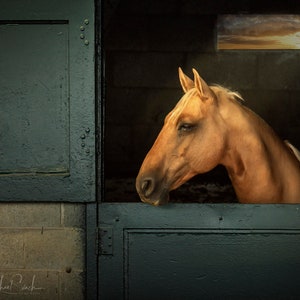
left=217, top=15, right=300, bottom=50
left=102, top=3, right=300, bottom=204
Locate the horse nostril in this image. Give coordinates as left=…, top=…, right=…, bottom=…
left=141, top=180, right=149, bottom=192
left=141, top=178, right=154, bottom=198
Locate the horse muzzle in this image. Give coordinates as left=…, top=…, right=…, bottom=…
left=135, top=174, right=170, bottom=206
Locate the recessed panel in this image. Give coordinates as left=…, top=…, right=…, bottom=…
left=0, top=23, right=69, bottom=174
left=126, top=230, right=300, bottom=299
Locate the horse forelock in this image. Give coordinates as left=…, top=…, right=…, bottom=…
left=167, top=85, right=243, bottom=125
left=167, top=89, right=199, bottom=123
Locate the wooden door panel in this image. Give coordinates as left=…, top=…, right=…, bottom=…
left=99, top=203, right=300, bottom=299
left=126, top=230, right=300, bottom=299
left=0, top=23, right=69, bottom=174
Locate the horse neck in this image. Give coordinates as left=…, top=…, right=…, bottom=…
left=219, top=98, right=300, bottom=203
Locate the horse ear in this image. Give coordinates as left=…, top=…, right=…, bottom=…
left=192, top=68, right=215, bottom=101
left=178, top=67, right=194, bottom=93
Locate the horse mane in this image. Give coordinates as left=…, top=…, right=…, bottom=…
left=210, top=84, right=244, bottom=104
left=210, top=85, right=300, bottom=164
left=285, top=140, right=300, bottom=163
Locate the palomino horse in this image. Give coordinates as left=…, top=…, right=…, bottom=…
left=136, top=68, right=300, bottom=205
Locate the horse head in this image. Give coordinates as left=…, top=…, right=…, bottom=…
left=136, top=68, right=227, bottom=206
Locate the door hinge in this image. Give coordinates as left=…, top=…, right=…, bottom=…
left=98, top=226, right=113, bottom=255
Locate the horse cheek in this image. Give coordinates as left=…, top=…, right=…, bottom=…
left=187, top=132, right=222, bottom=174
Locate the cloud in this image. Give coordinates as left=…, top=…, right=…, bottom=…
left=219, top=15, right=300, bottom=37
left=219, top=35, right=279, bottom=45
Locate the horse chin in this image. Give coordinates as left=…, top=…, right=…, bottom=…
left=140, top=191, right=170, bottom=206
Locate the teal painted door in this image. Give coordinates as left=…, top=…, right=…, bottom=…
left=0, top=0, right=95, bottom=201
left=99, top=203, right=300, bottom=299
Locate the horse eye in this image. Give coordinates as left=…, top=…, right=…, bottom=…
left=178, top=123, right=195, bottom=132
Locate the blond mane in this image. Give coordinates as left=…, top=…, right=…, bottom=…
left=210, top=84, right=244, bottom=103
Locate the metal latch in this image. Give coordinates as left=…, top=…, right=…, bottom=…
left=99, top=227, right=113, bottom=255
